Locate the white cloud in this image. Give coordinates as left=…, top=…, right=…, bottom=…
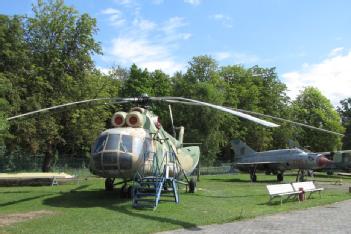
left=102, top=10, right=190, bottom=75
left=214, top=51, right=260, bottom=64
left=282, top=48, right=351, bottom=106
left=101, top=3, right=190, bottom=75
left=114, top=0, right=133, bottom=5
left=97, top=66, right=111, bottom=75
left=111, top=37, right=168, bottom=61
left=184, top=0, right=201, bottom=6
left=108, top=37, right=185, bottom=74
left=215, top=52, right=231, bottom=61
left=133, top=18, right=157, bottom=31
left=151, top=0, right=164, bottom=4
left=232, top=52, right=259, bottom=64
left=328, top=47, right=344, bottom=57
left=210, top=14, right=233, bottom=28
left=162, top=17, right=187, bottom=34
left=101, top=8, right=125, bottom=27
left=101, top=8, right=120, bottom=15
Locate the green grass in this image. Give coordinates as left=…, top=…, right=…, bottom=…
left=0, top=173, right=351, bottom=234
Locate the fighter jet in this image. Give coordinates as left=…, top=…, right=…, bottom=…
left=231, top=139, right=332, bottom=182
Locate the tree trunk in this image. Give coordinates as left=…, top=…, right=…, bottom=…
left=42, top=147, right=54, bottom=172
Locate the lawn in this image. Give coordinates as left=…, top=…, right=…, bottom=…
left=0, top=173, right=350, bottom=234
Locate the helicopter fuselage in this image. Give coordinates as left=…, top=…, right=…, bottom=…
left=89, top=108, right=200, bottom=181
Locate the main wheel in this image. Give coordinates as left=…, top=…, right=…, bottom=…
left=120, top=184, right=127, bottom=198
left=105, top=178, right=115, bottom=191
left=127, top=185, right=133, bottom=198
left=189, top=178, right=196, bottom=193
left=277, top=173, right=283, bottom=182
left=327, top=170, right=334, bottom=175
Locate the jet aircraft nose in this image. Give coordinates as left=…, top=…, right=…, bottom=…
left=316, top=155, right=332, bottom=167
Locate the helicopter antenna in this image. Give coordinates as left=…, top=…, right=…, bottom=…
left=168, top=104, right=177, bottom=138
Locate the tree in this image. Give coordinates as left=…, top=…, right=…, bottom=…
left=338, top=98, right=351, bottom=149
left=220, top=65, right=291, bottom=152
left=291, top=87, right=344, bottom=151
left=172, top=56, right=226, bottom=165
left=5, top=0, right=108, bottom=171
left=0, top=15, right=31, bottom=148
left=186, top=55, right=219, bottom=83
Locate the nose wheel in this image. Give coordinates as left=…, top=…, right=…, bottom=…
left=188, top=178, right=196, bottom=193
left=120, top=184, right=133, bottom=198
left=105, top=178, right=115, bottom=191
left=277, top=173, right=284, bottom=182
left=249, top=168, right=257, bottom=182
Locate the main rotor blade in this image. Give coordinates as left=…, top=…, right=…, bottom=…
left=6, top=98, right=134, bottom=121
left=230, top=108, right=344, bottom=137
left=152, top=97, right=279, bottom=128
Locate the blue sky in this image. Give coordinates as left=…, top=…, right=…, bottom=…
left=2, top=0, right=351, bottom=105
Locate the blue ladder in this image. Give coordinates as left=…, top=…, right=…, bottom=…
left=132, top=176, right=179, bottom=209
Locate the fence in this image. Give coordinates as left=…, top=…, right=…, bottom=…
left=0, top=147, right=236, bottom=177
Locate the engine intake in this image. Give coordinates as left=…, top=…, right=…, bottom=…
left=126, top=111, right=144, bottom=128
left=111, top=112, right=127, bottom=127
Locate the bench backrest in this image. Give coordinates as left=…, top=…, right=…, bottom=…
left=292, top=181, right=316, bottom=191
left=267, top=184, right=295, bottom=195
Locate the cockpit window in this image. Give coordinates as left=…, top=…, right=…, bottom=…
left=105, top=134, right=120, bottom=150
left=93, top=134, right=108, bottom=153
left=120, top=135, right=133, bottom=153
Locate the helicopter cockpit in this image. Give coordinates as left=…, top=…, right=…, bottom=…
left=90, top=128, right=153, bottom=177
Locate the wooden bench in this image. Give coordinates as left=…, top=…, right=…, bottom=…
left=266, top=184, right=301, bottom=205
left=292, top=181, right=324, bottom=199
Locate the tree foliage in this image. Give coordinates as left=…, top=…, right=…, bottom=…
left=291, top=87, right=344, bottom=151
left=338, top=98, right=351, bottom=149
left=1, top=1, right=346, bottom=171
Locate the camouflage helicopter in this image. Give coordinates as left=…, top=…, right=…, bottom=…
left=7, top=95, right=279, bottom=208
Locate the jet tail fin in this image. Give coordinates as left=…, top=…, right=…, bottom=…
left=230, top=139, right=256, bottom=158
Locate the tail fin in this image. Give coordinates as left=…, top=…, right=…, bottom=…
left=230, top=139, right=256, bottom=158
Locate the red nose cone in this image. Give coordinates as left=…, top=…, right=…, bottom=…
left=317, top=155, right=332, bottom=167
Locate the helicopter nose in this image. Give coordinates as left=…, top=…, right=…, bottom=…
left=316, top=155, right=332, bottom=167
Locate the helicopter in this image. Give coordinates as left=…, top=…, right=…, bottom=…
left=7, top=95, right=281, bottom=208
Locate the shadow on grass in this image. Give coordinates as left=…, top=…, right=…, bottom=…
left=0, top=193, right=53, bottom=207
left=43, top=189, right=199, bottom=230
left=117, top=207, right=200, bottom=230
left=208, top=177, right=278, bottom=184
left=0, top=191, right=31, bottom=194
left=192, top=193, right=263, bottom=199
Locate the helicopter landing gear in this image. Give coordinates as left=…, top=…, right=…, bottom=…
left=249, top=168, right=257, bottom=182
left=277, top=173, right=284, bottom=182
left=105, top=178, right=115, bottom=191
left=327, top=170, right=334, bottom=175
left=120, top=184, right=133, bottom=198
left=188, top=178, right=196, bottom=193
left=296, top=169, right=305, bottom=182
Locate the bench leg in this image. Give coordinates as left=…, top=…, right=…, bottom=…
left=269, top=196, right=273, bottom=204
left=308, top=192, right=312, bottom=199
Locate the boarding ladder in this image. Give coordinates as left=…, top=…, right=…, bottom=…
left=132, top=151, right=181, bottom=209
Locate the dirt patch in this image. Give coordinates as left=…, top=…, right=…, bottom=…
left=0, top=210, right=56, bottom=227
